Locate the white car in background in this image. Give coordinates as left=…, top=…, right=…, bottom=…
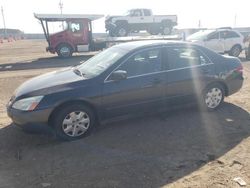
left=187, top=29, right=244, bottom=57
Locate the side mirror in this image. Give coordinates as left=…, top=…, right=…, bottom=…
left=110, top=70, right=127, bottom=81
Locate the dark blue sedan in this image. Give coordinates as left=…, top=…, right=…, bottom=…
left=7, top=41, right=244, bottom=140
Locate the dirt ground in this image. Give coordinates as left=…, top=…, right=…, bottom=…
left=0, top=40, right=249, bottom=188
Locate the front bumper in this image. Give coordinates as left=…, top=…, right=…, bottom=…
left=46, top=46, right=56, bottom=54
left=7, top=107, right=52, bottom=128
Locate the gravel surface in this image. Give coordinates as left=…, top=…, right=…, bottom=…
left=0, top=40, right=249, bottom=188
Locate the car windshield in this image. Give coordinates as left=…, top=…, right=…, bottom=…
left=77, top=46, right=127, bottom=78
left=187, top=30, right=215, bottom=41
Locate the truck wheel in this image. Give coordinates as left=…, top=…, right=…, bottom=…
left=148, top=30, right=159, bottom=35
left=109, top=30, right=116, bottom=37
left=116, top=25, right=128, bottom=37
left=161, top=26, right=172, bottom=35
left=57, top=44, right=73, bottom=58
left=229, top=45, right=241, bottom=57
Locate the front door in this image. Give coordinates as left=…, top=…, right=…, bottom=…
left=102, top=47, right=165, bottom=118
left=68, top=20, right=89, bottom=46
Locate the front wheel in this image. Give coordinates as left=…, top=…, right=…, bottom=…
left=52, top=104, right=95, bottom=141
left=116, top=26, right=128, bottom=37
left=57, top=44, right=73, bottom=58
left=202, top=84, right=225, bottom=111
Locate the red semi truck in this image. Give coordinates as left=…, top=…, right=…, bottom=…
left=35, top=13, right=180, bottom=58
left=35, top=14, right=106, bottom=58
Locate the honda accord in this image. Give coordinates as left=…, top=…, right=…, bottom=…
left=7, top=41, right=244, bottom=140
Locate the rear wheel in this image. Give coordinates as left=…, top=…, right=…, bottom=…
left=57, top=44, right=73, bottom=58
left=245, top=46, right=250, bottom=60
left=116, top=25, right=128, bottom=37
left=229, top=45, right=241, bottom=57
left=161, top=26, right=172, bottom=35
left=202, top=84, right=225, bottom=111
left=52, top=104, right=95, bottom=141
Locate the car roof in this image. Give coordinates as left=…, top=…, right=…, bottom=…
left=114, top=40, right=192, bottom=51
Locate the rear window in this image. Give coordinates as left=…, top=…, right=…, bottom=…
left=166, top=47, right=210, bottom=70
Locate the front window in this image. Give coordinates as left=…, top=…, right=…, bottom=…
left=207, top=32, right=219, bottom=40
left=68, top=22, right=82, bottom=33
left=118, top=48, right=162, bottom=77
left=77, top=47, right=127, bottom=78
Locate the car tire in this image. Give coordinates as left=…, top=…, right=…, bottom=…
left=57, top=44, right=73, bottom=58
left=229, top=45, right=241, bottom=57
left=52, top=104, right=95, bottom=141
left=148, top=29, right=159, bottom=35
left=161, top=26, right=172, bottom=35
left=202, top=83, right=225, bottom=111
left=116, top=25, right=128, bottom=37
left=109, top=30, right=116, bottom=37
left=245, top=47, right=250, bottom=60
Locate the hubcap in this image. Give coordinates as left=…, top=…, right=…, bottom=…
left=62, top=111, right=90, bottom=137
left=60, top=46, right=70, bottom=57
left=205, top=88, right=223, bottom=109
left=118, top=28, right=127, bottom=37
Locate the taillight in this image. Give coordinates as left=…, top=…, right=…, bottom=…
left=235, top=64, right=243, bottom=73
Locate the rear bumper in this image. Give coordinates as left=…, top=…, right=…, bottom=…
left=227, top=76, right=244, bottom=96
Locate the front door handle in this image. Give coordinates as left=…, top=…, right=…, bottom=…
left=140, top=78, right=162, bottom=89
left=152, top=78, right=162, bottom=85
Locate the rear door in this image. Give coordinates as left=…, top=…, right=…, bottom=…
left=102, top=47, right=166, bottom=118
left=221, top=31, right=242, bottom=51
left=163, top=46, right=215, bottom=104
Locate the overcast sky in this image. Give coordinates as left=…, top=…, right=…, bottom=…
left=0, top=0, right=250, bottom=33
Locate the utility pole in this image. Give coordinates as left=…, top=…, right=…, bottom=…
left=59, top=0, right=63, bottom=15
left=59, top=0, right=64, bottom=29
left=234, top=14, right=237, bottom=28
left=1, top=6, right=7, bottom=38
left=198, top=20, right=201, bottom=28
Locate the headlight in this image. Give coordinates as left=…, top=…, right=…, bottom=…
left=12, top=96, right=44, bottom=111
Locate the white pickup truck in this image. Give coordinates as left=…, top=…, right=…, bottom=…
left=105, top=9, right=177, bottom=37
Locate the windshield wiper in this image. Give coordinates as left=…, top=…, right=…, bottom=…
left=73, top=68, right=85, bottom=77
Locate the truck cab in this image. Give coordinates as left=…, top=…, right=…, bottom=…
left=35, top=14, right=104, bottom=57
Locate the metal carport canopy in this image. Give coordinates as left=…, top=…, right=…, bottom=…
left=34, top=13, right=104, bottom=21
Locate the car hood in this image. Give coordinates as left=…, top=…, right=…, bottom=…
left=14, top=67, right=85, bottom=98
